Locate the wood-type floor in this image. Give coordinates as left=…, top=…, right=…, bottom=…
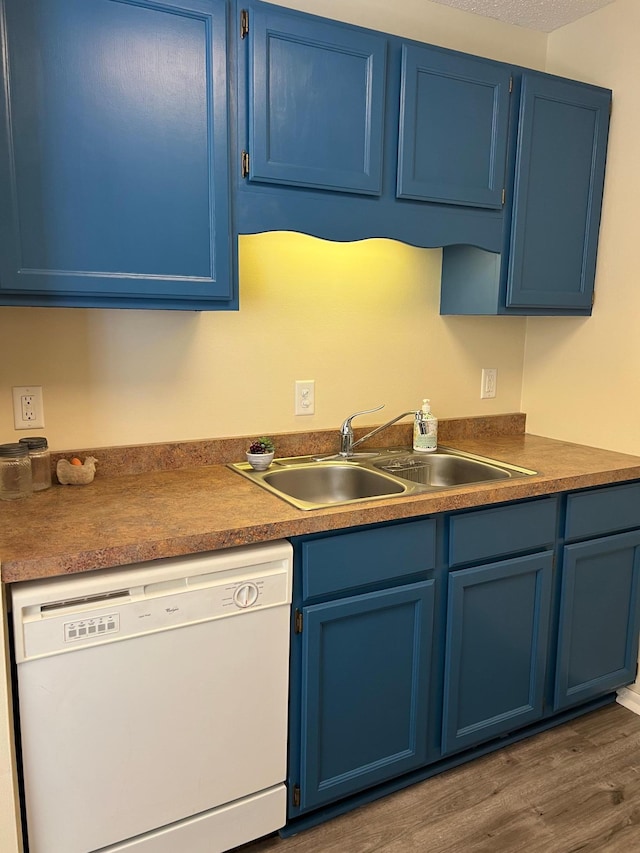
left=239, top=703, right=640, bottom=853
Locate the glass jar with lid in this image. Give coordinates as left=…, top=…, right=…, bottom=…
left=0, top=442, right=33, bottom=500
left=19, top=436, right=52, bottom=491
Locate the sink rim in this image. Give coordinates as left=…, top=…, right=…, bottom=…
left=229, top=446, right=538, bottom=511
left=230, top=458, right=424, bottom=511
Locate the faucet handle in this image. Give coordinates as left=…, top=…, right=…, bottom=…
left=340, top=404, right=384, bottom=435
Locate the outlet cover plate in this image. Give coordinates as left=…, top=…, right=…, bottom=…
left=481, top=369, right=497, bottom=399
left=12, top=385, right=45, bottom=429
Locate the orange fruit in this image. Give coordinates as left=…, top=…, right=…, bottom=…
left=70, top=457, right=82, bottom=466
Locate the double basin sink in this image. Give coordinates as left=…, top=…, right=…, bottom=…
left=230, top=447, right=537, bottom=511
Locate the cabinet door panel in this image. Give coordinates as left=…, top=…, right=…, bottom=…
left=507, top=73, right=610, bottom=310
left=248, top=5, right=386, bottom=194
left=0, top=0, right=233, bottom=308
left=442, top=552, right=553, bottom=754
left=298, top=580, right=435, bottom=812
left=397, top=45, right=510, bottom=208
left=555, top=531, right=640, bottom=710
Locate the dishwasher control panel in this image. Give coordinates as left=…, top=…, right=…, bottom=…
left=64, top=613, right=120, bottom=643
left=13, top=544, right=292, bottom=663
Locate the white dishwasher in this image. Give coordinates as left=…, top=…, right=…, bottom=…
left=11, top=540, right=293, bottom=853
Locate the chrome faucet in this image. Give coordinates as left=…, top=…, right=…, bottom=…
left=339, top=405, right=417, bottom=457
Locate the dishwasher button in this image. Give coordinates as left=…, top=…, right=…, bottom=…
left=64, top=614, right=120, bottom=643
left=233, top=582, right=259, bottom=609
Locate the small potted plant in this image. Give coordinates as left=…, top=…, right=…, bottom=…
left=246, top=436, right=275, bottom=470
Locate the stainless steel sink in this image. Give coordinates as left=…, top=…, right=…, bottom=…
left=373, top=452, right=518, bottom=486
left=263, top=465, right=405, bottom=507
left=229, top=446, right=537, bottom=511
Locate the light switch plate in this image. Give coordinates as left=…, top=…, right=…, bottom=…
left=295, top=380, right=315, bottom=415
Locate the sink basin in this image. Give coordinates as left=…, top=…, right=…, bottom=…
left=230, top=459, right=420, bottom=511
left=229, top=446, right=537, bottom=510
left=263, top=465, right=405, bottom=507
left=373, top=452, right=518, bottom=487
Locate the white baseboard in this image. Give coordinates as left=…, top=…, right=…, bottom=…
left=616, top=686, right=640, bottom=716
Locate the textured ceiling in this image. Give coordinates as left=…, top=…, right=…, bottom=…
left=427, top=0, right=616, bottom=32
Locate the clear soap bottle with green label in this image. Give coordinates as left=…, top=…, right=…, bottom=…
left=413, top=399, right=438, bottom=452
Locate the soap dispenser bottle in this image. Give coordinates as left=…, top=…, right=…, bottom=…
left=413, top=399, right=438, bottom=452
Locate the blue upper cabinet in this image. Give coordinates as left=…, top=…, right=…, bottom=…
left=2, top=0, right=611, bottom=313
left=441, top=71, right=611, bottom=315
left=0, top=0, right=235, bottom=310
left=506, top=72, right=611, bottom=311
left=235, top=1, right=505, bottom=252
left=247, top=4, right=386, bottom=194
left=397, top=45, right=511, bottom=209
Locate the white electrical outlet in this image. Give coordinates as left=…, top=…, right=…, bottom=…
left=480, top=369, right=497, bottom=399
left=12, top=385, right=45, bottom=429
left=295, top=380, right=315, bottom=415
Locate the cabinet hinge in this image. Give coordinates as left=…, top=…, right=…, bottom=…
left=241, top=149, right=250, bottom=179
left=294, top=608, right=303, bottom=634
left=292, top=785, right=301, bottom=808
left=509, top=75, right=513, bottom=94
left=501, top=187, right=506, bottom=206
left=240, top=8, right=249, bottom=38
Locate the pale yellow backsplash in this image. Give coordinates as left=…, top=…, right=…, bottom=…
left=0, top=233, right=527, bottom=450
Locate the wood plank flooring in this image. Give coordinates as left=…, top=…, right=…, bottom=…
left=239, top=704, right=640, bottom=853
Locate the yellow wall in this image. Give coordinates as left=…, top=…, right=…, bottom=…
left=0, top=237, right=528, bottom=449
left=523, top=0, right=640, bottom=454
left=0, top=0, right=547, bottom=453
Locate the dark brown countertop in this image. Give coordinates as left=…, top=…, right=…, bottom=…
left=3, top=427, right=640, bottom=584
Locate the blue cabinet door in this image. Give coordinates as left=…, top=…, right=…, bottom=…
left=0, top=0, right=234, bottom=309
left=296, top=580, right=435, bottom=813
left=554, top=530, right=640, bottom=711
left=397, top=45, right=511, bottom=209
left=442, top=552, right=553, bottom=755
left=440, top=72, right=611, bottom=316
left=246, top=3, right=386, bottom=195
left=506, top=72, right=611, bottom=310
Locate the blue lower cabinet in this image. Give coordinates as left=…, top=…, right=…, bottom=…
left=295, top=580, right=435, bottom=813
left=554, top=530, right=640, bottom=711
left=442, top=552, right=553, bottom=755
left=285, top=488, right=640, bottom=828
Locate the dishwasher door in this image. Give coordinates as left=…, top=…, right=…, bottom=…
left=11, top=541, right=293, bottom=853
